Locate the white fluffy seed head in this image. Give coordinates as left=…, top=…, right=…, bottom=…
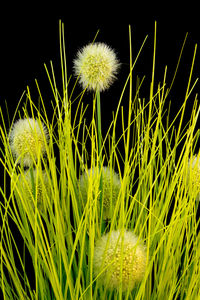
left=93, top=230, right=147, bottom=291
left=14, top=169, right=51, bottom=213
left=73, top=42, right=120, bottom=92
left=79, top=166, right=121, bottom=219
left=9, top=118, right=49, bottom=167
left=186, top=154, right=200, bottom=201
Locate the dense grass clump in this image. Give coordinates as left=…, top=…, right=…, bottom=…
left=0, top=22, right=200, bottom=299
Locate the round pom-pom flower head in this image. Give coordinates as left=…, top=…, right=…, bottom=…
left=79, top=166, right=121, bottom=219
left=9, top=118, right=49, bottom=167
left=74, top=42, right=120, bottom=92
left=186, top=154, right=200, bottom=201
left=93, top=230, right=147, bottom=292
left=14, top=169, right=51, bottom=214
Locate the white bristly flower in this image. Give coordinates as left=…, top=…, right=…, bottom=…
left=93, top=230, right=147, bottom=291
left=73, top=42, right=120, bottom=92
left=186, top=154, right=200, bottom=201
left=9, top=118, right=49, bottom=167
left=79, top=166, right=121, bottom=219
left=14, top=169, right=51, bottom=213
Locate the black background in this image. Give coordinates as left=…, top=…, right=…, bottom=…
left=1, top=7, right=200, bottom=124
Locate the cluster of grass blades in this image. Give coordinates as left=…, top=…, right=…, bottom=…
left=0, top=21, right=200, bottom=299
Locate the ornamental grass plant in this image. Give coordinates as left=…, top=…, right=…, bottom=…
left=0, top=21, right=200, bottom=299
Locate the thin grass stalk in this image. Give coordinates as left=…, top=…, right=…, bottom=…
left=96, top=89, right=105, bottom=233
left=175, top=44, right=197, bottom=145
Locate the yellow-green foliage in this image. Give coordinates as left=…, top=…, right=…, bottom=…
left=0, top=21, right=200, bottom=300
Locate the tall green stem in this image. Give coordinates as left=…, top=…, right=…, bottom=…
left=96, top=90, right=102, bottom=157
left=96, top=90, right=105, bottom=233
left=30, top=166, right=36, bottom=200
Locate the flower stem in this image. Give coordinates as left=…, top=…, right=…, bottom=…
left=30, top=166, right=36, bottom=200
left=96, top=90, right=102, bottom=156
left=96, top=90, right=105, bottom=233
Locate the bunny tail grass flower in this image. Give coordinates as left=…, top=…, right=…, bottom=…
left=14, top=169, right=51, bottom=213
left=93, top=230, right=147, bottom=292
left=9, top=118, right=49, bottom=167
left=186, top=154, right=200, bottom=201
left=79, top=166, right=121, bottom=219
left=73, top=42, right=120, bottom=92
left=74, top=43, right=120, bottom=229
